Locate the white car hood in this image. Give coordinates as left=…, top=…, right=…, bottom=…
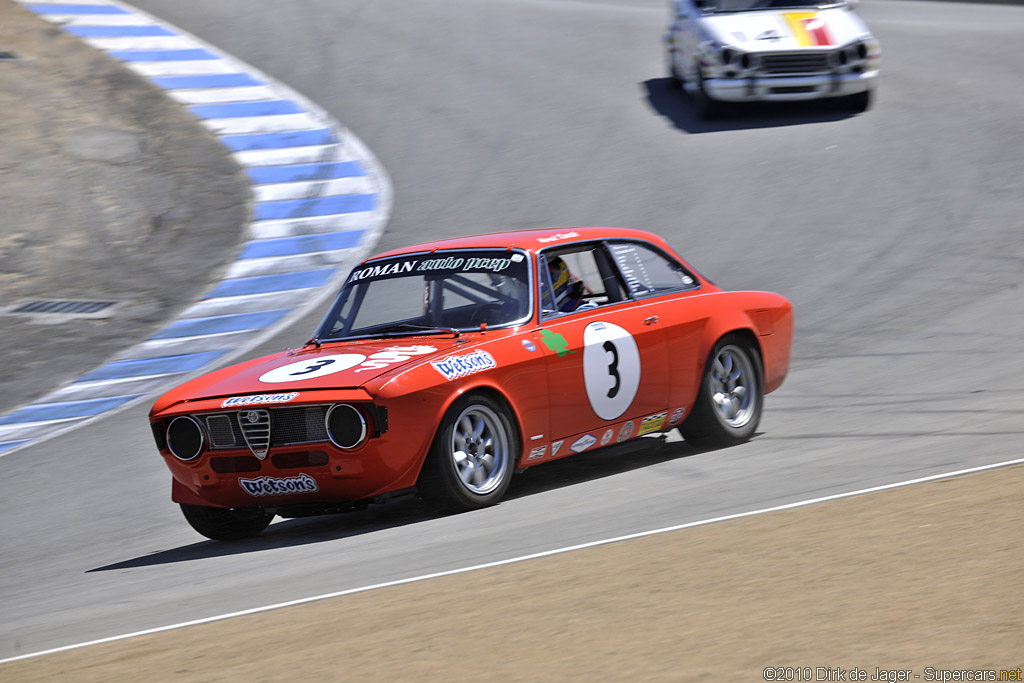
left=701, top=8, right=870, bottom=51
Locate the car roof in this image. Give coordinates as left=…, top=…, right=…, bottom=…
left=363, top=226, right=671, bottom=263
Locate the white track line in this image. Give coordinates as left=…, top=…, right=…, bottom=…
left=3, top=456, right=1022, bottom=666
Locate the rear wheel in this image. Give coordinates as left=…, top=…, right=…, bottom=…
left=679, top=334, right=763, bottom=448
left=180, top=503, right=273, bottom=541
left=419, top=394, right=517, bottom=511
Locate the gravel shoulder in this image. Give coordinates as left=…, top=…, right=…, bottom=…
left=0, top=1, right=248, bottom=416
left=4, top=463, right=1021, bottom=681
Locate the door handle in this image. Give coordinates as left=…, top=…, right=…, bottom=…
left=643, top=316, right=659, bottom=326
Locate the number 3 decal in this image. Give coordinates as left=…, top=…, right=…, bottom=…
left=583, top=322, right=640, bottom=420
left=259, top=354, right=366, bottom=384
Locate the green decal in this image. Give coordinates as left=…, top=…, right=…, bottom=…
left=539, top=329, right=574, bottom=357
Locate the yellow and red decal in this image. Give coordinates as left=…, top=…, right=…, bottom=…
left=783, top=12, right=835, bottom=47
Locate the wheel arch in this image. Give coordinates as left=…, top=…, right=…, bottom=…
left=414, top=382, right=527, bottom=482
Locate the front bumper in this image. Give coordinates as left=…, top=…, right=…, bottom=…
left=704, top=68, right=877, bottom=102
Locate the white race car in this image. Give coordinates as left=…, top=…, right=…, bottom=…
left=664, top=0, right=880, bottom=119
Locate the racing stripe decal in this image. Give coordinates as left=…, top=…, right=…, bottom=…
left=783, top=12, right=835, bottom=48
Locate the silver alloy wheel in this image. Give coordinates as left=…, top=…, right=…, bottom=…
left=709, top=344, right=757, bottom=429
left=449, top=404, right=510, bottom=495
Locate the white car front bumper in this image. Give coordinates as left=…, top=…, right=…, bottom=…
left=704, top=68, right=878, bottom=102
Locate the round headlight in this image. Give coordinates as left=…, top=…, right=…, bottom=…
left=326, top=404, right=367, bottom=450
left=167, top=416, right=205, bottom=461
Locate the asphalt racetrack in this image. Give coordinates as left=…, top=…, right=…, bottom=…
left=2, top=0, right=1023, bottom=678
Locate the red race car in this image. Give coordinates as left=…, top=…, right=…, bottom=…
left=149, top=227, right=792, bottom=540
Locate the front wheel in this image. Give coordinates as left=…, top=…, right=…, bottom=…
left=180, top=503, right=274, bottom=541
left=418, top=394, right=518, bottom=511
left=679, top=334, right=763, bottom=448
left=693, top=75, right=723, bottom=121
left=846, top=89, right=873, bottom=113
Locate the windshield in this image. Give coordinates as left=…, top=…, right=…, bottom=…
left=316, top=250, right=532, bottom=340
left=709, top=0, right=837, bottom=11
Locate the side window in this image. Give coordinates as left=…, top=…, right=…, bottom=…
left=540, top=245, right=629, bottom=318
left=607, top=241, right=698, bottom=297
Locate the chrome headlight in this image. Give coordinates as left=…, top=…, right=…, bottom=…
left=167, top=416, right=205, bottom=461
left=325, top=404, right=368, bottom=450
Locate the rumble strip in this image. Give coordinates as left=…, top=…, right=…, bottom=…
left=0, top=0, right=392, bottom=457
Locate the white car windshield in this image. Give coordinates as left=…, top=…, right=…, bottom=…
left=316, top=250, right=532, bottom=340
left=709, top=0, right=836, bottom=12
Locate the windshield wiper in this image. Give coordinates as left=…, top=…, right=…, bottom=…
left=365, top=323, right=461, bottom=338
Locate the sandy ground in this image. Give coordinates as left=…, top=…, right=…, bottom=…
left=3, top=463, right=1021, bottom=682
left=0, top=2, right=247, bottom=415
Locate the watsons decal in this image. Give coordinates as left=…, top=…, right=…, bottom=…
left=239, top=473, right=318, bottom=497
left=351, top=255, right=514, bottom=281
left=221, top=392, right=299, bottom=408
left=431, top=350, right=497, bottom=381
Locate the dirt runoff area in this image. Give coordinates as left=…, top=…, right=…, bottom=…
left=4, top=463, right=1022, bottom=682
left=0, top=2, right=247, bottom=416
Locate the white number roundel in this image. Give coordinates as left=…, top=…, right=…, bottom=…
left=259, top=354, right=367, bottom=384
left=583, top=321, right=640, bottom=420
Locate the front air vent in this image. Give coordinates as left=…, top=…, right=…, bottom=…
left=760, top=52, right=830, bottom=75
left=237, top=409, right=271, bottom=460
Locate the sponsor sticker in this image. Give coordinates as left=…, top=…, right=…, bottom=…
left=430, top=349, right=497, bottom=381
left=638, top=412, right=668, bottom=436
left=550, top=440, right=564, bottom=457
left=600, top=429, right=614, bottom=446
left=528, top=446, right=547, bottom=460
left=570, top=433, right=597, bottom=453
left=669, top=407, right=686, bottom=426
left=221, top=392, right=298, bottom=408
left=351, top=257, right=515, bottom=281
left=617, top=421, right=635, bottom=443
left=239, top=473, right=318, bottom=497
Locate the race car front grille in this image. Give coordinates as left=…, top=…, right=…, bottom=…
left=202, top=405, right=332, bottom=452
left=238, top=409, right=271, bottom=460
left=760, top=52, right=831, bottom=75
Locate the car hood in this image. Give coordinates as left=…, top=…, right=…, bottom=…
left=152, top=338, right=463, bottom=412
left=701, top=8, right=868, bottom=51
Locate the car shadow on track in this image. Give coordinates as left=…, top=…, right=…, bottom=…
left=641, top=77, right=855, bottom=133
left=87, top=435, right=731, bottom=571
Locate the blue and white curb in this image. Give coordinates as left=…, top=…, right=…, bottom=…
left=0, top=0, right=393, bottom=456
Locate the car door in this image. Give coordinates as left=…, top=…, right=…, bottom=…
left=536, top=245, right=670, bottom=453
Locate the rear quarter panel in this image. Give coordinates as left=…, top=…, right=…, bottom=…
left=662, top=290, right=793, bottom=410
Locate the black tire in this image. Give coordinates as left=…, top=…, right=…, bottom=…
left=180, top=503, right=274, bottom=541
left=693, top=75, right=723, bottom=121
left=846, top=89, right=872, bottom=113
left=679, top=334, right=763, bottom=449
left=418, top=393, right=518, bottom=511
left=668, top=56, right=684, bottom=89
